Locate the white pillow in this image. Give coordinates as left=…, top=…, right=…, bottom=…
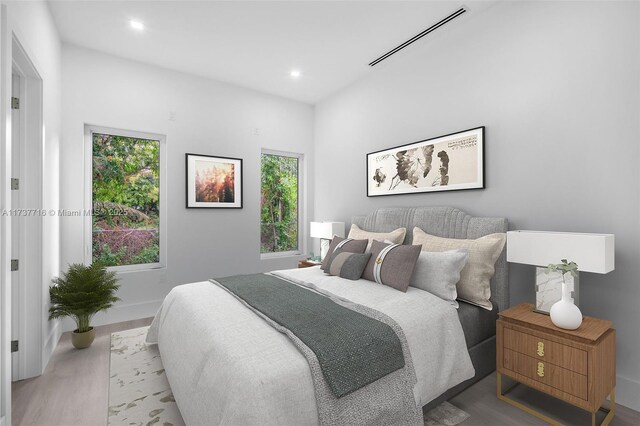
left=410, top=250, right=469, bottom=307
left=348, top=224, right=406, bottom=252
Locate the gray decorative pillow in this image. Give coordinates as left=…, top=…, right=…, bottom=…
left=362, top=240, right=422, bottom=292
left=410, top=250, right=469, bottom=307
left=320, top=236, right=368, bottom=270
left=412, top=227, right=506, bottom=310
left=324, top=248, right=372, bottom=281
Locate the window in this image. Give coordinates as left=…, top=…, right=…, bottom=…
left=260, top=150, right=303, bottom=256
left=86, top=126, right=165, bottom=270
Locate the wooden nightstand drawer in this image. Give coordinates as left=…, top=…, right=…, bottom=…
left=503, top=348, right=588, bottom=400
left=503, top=326, right=588, bottom=375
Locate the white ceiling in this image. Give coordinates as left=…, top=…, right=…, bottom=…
left=48, top=1, right=494, bottom=104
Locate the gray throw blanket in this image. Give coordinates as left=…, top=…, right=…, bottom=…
left=214, top=273, right=403, bottom=397
left=211, top=273, right=422, bottom=425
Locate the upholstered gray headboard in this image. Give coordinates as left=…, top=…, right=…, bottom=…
left=352, top=207, right=509, bottom=312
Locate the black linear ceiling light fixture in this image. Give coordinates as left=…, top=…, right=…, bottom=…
left=368, top=6, right=467, bottom=67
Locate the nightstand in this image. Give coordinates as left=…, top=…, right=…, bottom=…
left=497, top=303, right=615, bottom=426
left=298, top=260, right=321, bottom=268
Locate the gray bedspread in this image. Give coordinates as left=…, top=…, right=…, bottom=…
left=213, top=273, right=404, bottom=398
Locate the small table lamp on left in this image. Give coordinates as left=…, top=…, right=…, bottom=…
left=310, top=222, right=345, bottom=260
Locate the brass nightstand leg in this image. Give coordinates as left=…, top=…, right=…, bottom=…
left=497, top=373, right=615, bottom=426
left=497, top=372, right=563, bottom=426
left=598, top=388, right=615, bottom=426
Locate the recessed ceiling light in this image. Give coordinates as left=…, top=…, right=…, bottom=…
left=129, top=20, right=145, bottom=32
left=290, top=70, right=302, bottom=78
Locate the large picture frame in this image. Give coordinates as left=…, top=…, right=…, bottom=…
left=185, top=153, right=243, bottom=208
left=366, top=126, right=484, bottom=197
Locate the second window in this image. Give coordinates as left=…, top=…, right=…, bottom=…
left=260, top=150, right=302, bottom=255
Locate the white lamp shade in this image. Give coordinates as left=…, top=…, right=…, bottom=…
left=310, top=222, right=345, bottom=240
left=507, top=230, right=614, bottom=274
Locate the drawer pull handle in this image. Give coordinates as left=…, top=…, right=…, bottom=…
left=537, top=341, right=545, bottom=357
left=537, top=362, right=545, bottom=377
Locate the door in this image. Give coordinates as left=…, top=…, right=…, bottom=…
left=10, top=72, right=20, bottom=381
left=10, top=37, right=45, bottom=382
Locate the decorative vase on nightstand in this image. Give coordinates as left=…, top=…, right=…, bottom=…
left=547, top=259, right=582, bottom=330
left=550, top=280, right=583, bottom=330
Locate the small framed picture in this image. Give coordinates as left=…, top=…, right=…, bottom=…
left=186, top=153, right=243, bottom=208
left=366, top=126, right=484, bottom=197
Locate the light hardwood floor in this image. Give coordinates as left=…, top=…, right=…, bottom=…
left=12, top=318, right=152, bottom=426
left=12, top=319, right=640, bottom=426
left=450, top=374, right=640, bottom=426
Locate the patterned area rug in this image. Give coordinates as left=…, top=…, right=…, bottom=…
left=423, top=401, right=470, bottom=426
left=109, top=326, right=470, bottom=426
left=109, top=327, right=185, bottom=426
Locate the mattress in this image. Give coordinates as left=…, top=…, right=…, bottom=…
left=456, top=300, right=498, bottom=348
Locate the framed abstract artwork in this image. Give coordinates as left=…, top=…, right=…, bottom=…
left=185, top=153, right=243, bottom=208
left=366, top=126, right=484, bottom=197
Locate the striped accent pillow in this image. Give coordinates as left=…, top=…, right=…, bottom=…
left=324, top=248, right=372, bottom=281
left=362, top=240, right=422, bottom=292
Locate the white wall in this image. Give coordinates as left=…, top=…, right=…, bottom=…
left=61, top=45, right=315, bottom=329
left=0, top=0, right=61, bottom=422
left=314, top=1, right=640, bottom=410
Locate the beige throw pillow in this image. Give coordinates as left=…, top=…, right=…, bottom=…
left=412, top=227, right=506, bottom=310
left=348, top=224, right=406, bottom=251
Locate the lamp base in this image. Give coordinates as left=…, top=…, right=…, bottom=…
left=535, top=267, right=579, bottom=314
left=320, top=239, right=331, bottom=261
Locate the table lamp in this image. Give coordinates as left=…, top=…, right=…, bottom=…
left=310, top=222, right=345, bottom=260
left=507, top=230, right=614, bottom=329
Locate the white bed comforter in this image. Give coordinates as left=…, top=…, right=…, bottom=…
left=146, top=267, right=474, bottom=425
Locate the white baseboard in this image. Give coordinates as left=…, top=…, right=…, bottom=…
left=616, top=374, right=640, bottom=411
left=62, top=299, right=163, bottom=332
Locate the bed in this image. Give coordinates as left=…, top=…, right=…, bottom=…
left=147, top=206, right=508, bottom=425
left=351, top=207, right=509, bottom=411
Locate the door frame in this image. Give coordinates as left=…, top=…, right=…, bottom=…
left=0, top=6, right=12, bottom=424
left=10, top=70, right=20, bottom=382
left=11, top=36, right=44, bottom=382
left=0, top=8, right=46, bottom=425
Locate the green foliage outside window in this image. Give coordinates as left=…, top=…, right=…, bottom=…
left=261, top=153, right=299, bottom=253
left=92, top=133, right=160, bottom=267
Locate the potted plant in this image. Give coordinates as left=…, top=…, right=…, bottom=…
left=49, top=263, right=121, bottom=349
left=545, top=259, right=582, bottom=330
